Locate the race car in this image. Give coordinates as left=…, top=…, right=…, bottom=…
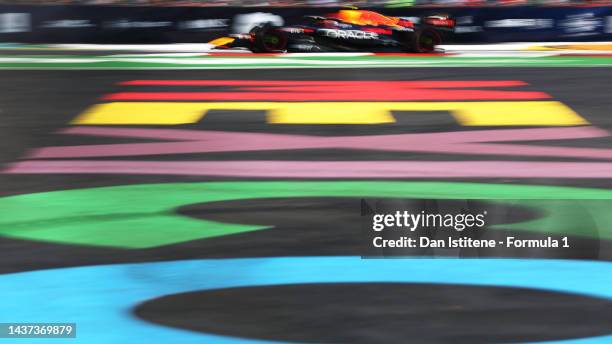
left=210, top=9, right=454, bottom=53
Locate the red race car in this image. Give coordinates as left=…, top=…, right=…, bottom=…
left=210, top=9, right=455, bottom=53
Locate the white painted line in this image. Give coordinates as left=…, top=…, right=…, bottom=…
left=440, top=42, right=612, bottom=51
left=284, top=52, right=372, bottom=57
left=52, top=43, right=215, bottom=52
left=3, top=63, right=602, bottom=70
left=0, top=58, right=106, bottom=63
left=453, top=52, right=559, bottom=57
left=106, top=52, right=208, bottom=57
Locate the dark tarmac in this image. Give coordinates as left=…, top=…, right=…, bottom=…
left=1, top=67, right=611, bottom=343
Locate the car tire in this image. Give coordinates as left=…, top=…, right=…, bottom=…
left=250, top=23, right=288, bottom=53
left=405, top=28, right=441, bottom=53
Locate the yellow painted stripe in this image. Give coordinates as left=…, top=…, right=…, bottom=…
left=73, top=103, right=208, bottom=125
left=268, top=102, right=395, bottom=124
left=72, top=101, right=588, bottom=126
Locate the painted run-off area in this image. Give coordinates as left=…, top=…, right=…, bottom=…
left=1, top=68, right=612, bottom=343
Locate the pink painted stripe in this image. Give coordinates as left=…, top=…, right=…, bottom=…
left=6, top=160, right=612, bottom=178
left=28, top=126, right=611, bottom=160
left=58, top=126, right=604, bottom=143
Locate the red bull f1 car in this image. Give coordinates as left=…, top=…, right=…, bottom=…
left=210, top=10, right=455, bottom=53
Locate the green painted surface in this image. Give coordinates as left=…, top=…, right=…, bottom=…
left=0, top=55, right=611, bottom=69
left=0, top=181, right=610, bottom=249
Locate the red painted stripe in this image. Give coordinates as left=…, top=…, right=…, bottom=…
left=206, top=52, right=281, bottom=57
left=103, top=90, right=548, bottom=101
left=119, top=80, right=514, bottom=87
left=373, top=53, right=453, bottom=56
left=112, top=80, right=546, bottom=100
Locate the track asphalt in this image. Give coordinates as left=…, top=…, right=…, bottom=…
left=0, top=64, right=611, bottom=343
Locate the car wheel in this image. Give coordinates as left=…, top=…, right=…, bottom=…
left=406, top=28, right=441, bottom=53
left=250, top=23, right=287, bottom=53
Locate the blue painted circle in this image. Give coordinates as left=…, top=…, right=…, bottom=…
left=1, top=257, right=611, bottom=343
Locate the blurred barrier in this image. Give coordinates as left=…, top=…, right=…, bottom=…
left=0, top=5, right=611, bottom=43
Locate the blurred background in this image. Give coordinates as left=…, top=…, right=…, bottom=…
left=0, top=0, right=611, bottom=7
